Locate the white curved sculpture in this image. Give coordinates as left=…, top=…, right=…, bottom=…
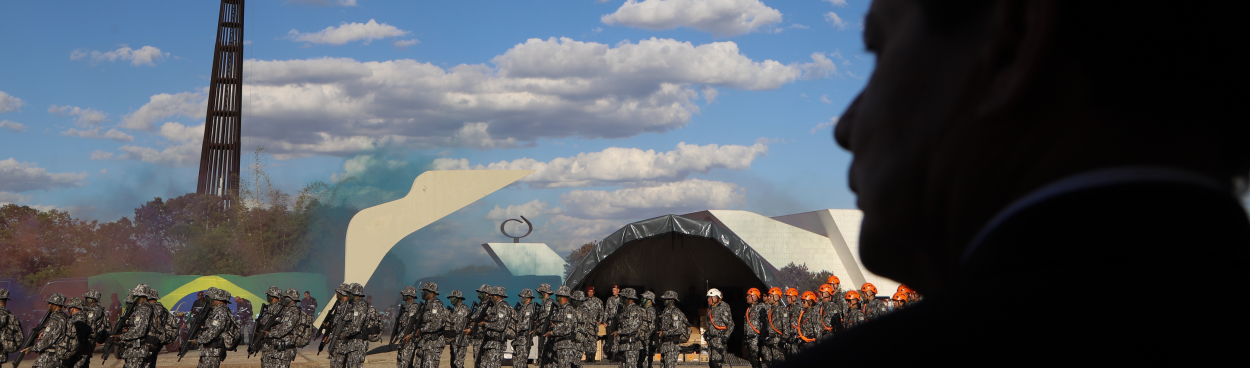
left=313, top=170, right=534, bottom=326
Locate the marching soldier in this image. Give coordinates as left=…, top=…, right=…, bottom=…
left=512, top=289, right=537, bottom=368
left=762, top=288, right=786, bottom=367
left=581, top=287, right=603, bottom=364
left=395, top=286, right=421, bottom=368
left=115, top=284, right=155, bottom=368
left=321, top=284, right=350, bottom=368
left=477, top=286, right=511, bottom=368
left=65, top=298, right=94, bottom=368
left=842, top=291, right=866, bottom=330
left=783, top=288, right=800, bottom=358
left=83, top=291, right=108, bottom=348
left=533, top=284, right=554, bottom=367
left=445, top=290, right=472, bottom=368
left=543, top=286, right=578, bottom=368
left=602, top=285, right=621, bottom=361
left=816, top=284, right=840, bottom=341
left=743, top=288, right=765, bottom=368
left=0, top=288, right=23, bottom=365
left=656, top=291, right=688, bottom=368
left=859, top=284, right=887, bottom=320
left=413, top=283, right=446, bottom=368
left=22, top=293, right=70, bottom=368
left=613, top=288, right=642, bottom=368
left=469, top=284, right=491, bottom=368
left=192, top=289, right=234, bottom=368
left=704, top=288, right=733, bottom=368
left=638, top=291, right=657, bottom=368
left=826, top=277, right=846, bottom=315
left=571, top=291, right=592, bottom=368
left=259, top=289, right=302, bottom=368
left=332, top=283, right=372, bottom=368
left=794, top=292, right=821, bottom=352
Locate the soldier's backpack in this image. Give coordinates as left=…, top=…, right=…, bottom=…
left=364, top=306, right=383, bottom=342
left=0, top=310, right=23, bottom=354
left=149, top=302, right=179, bottom=346
left=222, top=314, right=242, bottom=351
left=676, top=315, right=691, bottom=343
left=503, top=307, right=517, bottom=341
left=294, top=309, right=315, bottom=348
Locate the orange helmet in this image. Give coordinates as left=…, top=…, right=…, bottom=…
left=818, top=284, right=835, bottom=294
left=827, top=276, right=840, bottom=284
left=747, top=288, right=761, bottom=297
left=897, top=285, right=908, bottom=293
left=860, top=283, right=877, bottom=294
left=768, top=287, right=783, bottom=297
left=785, top=288, right=799, bottom=297
left=892, top=292, right=908, bottom=301
left=801, top=291, right=818, bottom=302
left=844, top=290, right=860, bottom=300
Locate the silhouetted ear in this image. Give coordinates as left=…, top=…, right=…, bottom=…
left=975, top=0, right=1063, bottom=117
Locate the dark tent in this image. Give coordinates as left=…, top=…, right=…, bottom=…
left=564, top=214, right=780, bottom=358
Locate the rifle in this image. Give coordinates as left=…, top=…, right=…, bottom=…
left=319, top=306, right=346, bottom=356
left=248, top=304, right=278, bottom=358
left=10, top=309, right=51, bottom=368
left=100, top=300, right=137, bottom=363
left=452, top=301, right=479, bottom=347
left=176, top=305, right=212, bottom=362
left=392, top=301, right=423, bottom=348
left=388, top=303, right=404, bottom=346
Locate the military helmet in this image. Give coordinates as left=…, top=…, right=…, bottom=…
left=348, top=283, right=365, bottom=296
left=266, top=286, right=283, bottom=298
left=661, top=290, right=679, bottom=301
left=47, top=293, right=67, bottom=306
left=130, top=284, right=150, bottom=299
left=641, top=291, right=655, bottom=301
left=491, top=286, right=507, bottom=297
left=84, top=290, right=102, bottom=301
left=518, top=288, right=534, bottom=299
left=572, top=290, right=586, bottom=301
left=400, top=285, right=419, bottom=298
left=285, top=288, right=299, bottom=300
left=477, top=284, right=491, bottom=293
left=554, top=285, right=572, bottom=298
left=421, top=282, right=439, bottom=295
left=213, top=289, right=232, bottom=302
left=619, top=288, right=637, bottom=300
left=801, top=291, right=818, bottom=302
left=66, top=297, right=85, bottom=310
left=746, top=288, right=761, bottom=298
left=537, top=284, right=552, bottom=294
left=860, top=283, right=877, bottom=294
left=145, top=286, right=159, bottom=299
left=448, top=290, right=465, bottom=300
left=844, top=290, right=860, bottom=300
left=0, top=288, right=9, bottom=300
left=335, top=283, right=350, bottom=296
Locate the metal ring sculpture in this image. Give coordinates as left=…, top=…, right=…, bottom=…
left=500, top=216, right=533, bottom=243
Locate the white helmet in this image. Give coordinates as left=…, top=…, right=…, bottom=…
left=706, top=288, right=723, bottom=298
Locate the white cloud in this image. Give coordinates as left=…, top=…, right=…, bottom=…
left=0, top=158, right=89, bottom=192
left=790, top=23, right=809, bottom=29
left=92, top=122, right=204, bottom=167
left=800, top=52, right=836, bottom=79
left=602, top=0, right=783, bottom=37
left=430, top=142, right=768, bottom=188
left=0, top=120, right=25, bottom=132
left=484, top=199, right=564, bottom=220
left=70, top=45, right=168, bottom=66
left=546, top=214, right=626, bottom=252
left=285, top=19, right=410, bottom=45
left=824, top=0, right=848, bottom=6
left=0, top=191, right=32, bottom=204
left=819, top=94, right=831, bottom=104
left=286, top=0, right=358, bottom=6
left=392, top=39, right=420, bottom=49
left=48, top=105, right=108, bottom=126
left=60, top=127, right=135, bottom=142
left=157, top=122, right=205, bottom=142
left=560, top=178, right=746, bottom=219
left=702, top=86, right=719, bottom=104
left=0, top=91, right=24, bottom=113
left=825, top=12, right=848, bottom=30
left=120, top=91, right=206, bottom=131
left=810, top=116, right=839, bottom=135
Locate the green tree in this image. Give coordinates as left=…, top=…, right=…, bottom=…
left=563, top=241, right=597, bottom=280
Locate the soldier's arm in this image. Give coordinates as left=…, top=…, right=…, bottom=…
left=32, top=317, right=65, bottom=352
left=268, top=308, right=298, bottom=338
left=419, top=306, right=445, bottom=334
left=195, top=309, right=228, bottom=343
left=485, top=306, right=509, bottom=332
left=118, top=307, right=150, bottom=340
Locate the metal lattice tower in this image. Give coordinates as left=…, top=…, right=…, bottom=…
left=196, top=0, right=245, bottom=199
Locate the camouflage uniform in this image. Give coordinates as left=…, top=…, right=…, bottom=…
left=842, top=306, right=866, bottom=330
left=469, top=285, right=490, bottom=368
left=261, top=289, right=303, bottom=368
left=64, top=298, right=94, bottom=368
left=817, top=299, right=840, bottom=341
left=118, top=286, right=156, bottom=368
left=83, top=290, right=109, bottom=349
left=863, top=298, right=888, bottom=321
left=0, top=289, right=24, bottom=365
left=479, top=287, right=512, bottom=368
left=332, top=284, right=372, bottom=368
left=637, top=292, right=656, bottom=368
left=580, top=292, right=603, bottom=362
left=785, top=301, right=802, bottom=356
left=573, top=291, right=597, bottom=366
left=614, top=289, right=642, bottom=368
left=794, top=305, right=821, bottom=352
left=549, top=286, right=579, bottom=368
left=396, top=286, right=421, bottom=368
left=533, top=284, right=554, bottom=368
left=705, top=298, right=734, bottom=368
left=445, top=290, right=472, bottom=368
left=511, top=289, right=537, bottom=368
left=657, top=291, right=688, bottom=368
left=744, top=300, right=767, bottom=368
left=195, top=290, right=234, bottom=368
left=28, top=294, right=69, bottom=368
left=602, top=293, right=621, bottom=360
left=762, top=302, right=786, bottom=367
left=414, top=283, right=446, bottom=368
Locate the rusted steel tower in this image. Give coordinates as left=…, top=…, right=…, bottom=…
left=196, top=0, right=245, bottom=199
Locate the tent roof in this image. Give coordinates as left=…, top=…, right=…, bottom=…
left=564, top=214, right=780, bottom=290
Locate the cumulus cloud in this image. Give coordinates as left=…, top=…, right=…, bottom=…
left=48, top=105, right=108, bottom=126
left=0, top=120, right=25, bottom=132
left=0, top=91, right=24, bottom=113
left=392, top=39, right=419, bottom=49
left=119, top=91, right=206, bottom=131
left=824, top=12, right=848, bottom=30
left=60, top=127, right=135, bottom=142
left=430, top=142, right=768, bottom=188
left=810, top=116, right=839, bottom=135
left=91, top=122, right=203, bottom=167
left=800, top=52, right=837, bottom=79
left=286, top=0, right=357, bottom=6
left=601, top=0, right=783, bottom=37
left=560, top=178, right=746, bottom=219
left=70, top=45, right=168, bottom=66
left=819, top=94, right=831, bottom=104
left=484, top=199, right=563, bottom=220
left=0, top=191, right=32, bottom=204
left=121, top=37, right=823, bottom=157
left=0, top=158, right=89, bottom=192
left=285, top=19, right=410, bottom=45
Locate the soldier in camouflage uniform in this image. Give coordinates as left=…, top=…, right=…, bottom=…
left=193, top=289, right=234, bottom=368
left=816, top=284, right=841, bottom=341
left=825, top=277, right=847, bottom=315
left=794, top=292, right=821, bottom=352
left=859, top=284, right=887, bottom=320
left=761, top=288, right=786, bottom=367
left=571, top=291, right=591, bottom=368
left=395, top=286, right=421, bottom=368
left=656, top=291, right=688, bottom=368
left=601, top=285, right=621, bottom=361
left=783, top=288, right=801, bottom=358
left=22, top=293, right=69, bottom=368
left=581, top=287, right=603, bottom=363
left=613, top=288, right=642, bottom=368
left=512, top=289, right=537, bottom=368
left=0, top=289, right=24, bottom=365
left=258, top=289, right=302, bottom=368
left=115, top=284, right=155, bottom=368
left=64, top=298, right=94, bottom=368
left=543, top=286, right=579, bottom=368
left=477, top=286, right=512, bottom=368
left=742, top=288, right=765, bottom=368
left=841, top=291, right=866, bottom=330
left=469, top=284, right=491, bottom=368
left=83, top=291, right=108, bottom=349
left=704, top=288, right=734, bottom=368
left=446, top=290, right=472, bottom=368
left=533, top=284, right=554, bottom=368
left=336, top=283, right=373, bottom=368
left=412, top=283, right=446, bottom=368
left=637, top=291, right=657, bottom=368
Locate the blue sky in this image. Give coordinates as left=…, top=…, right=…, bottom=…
left=0, top=0, right=872, bottom=281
